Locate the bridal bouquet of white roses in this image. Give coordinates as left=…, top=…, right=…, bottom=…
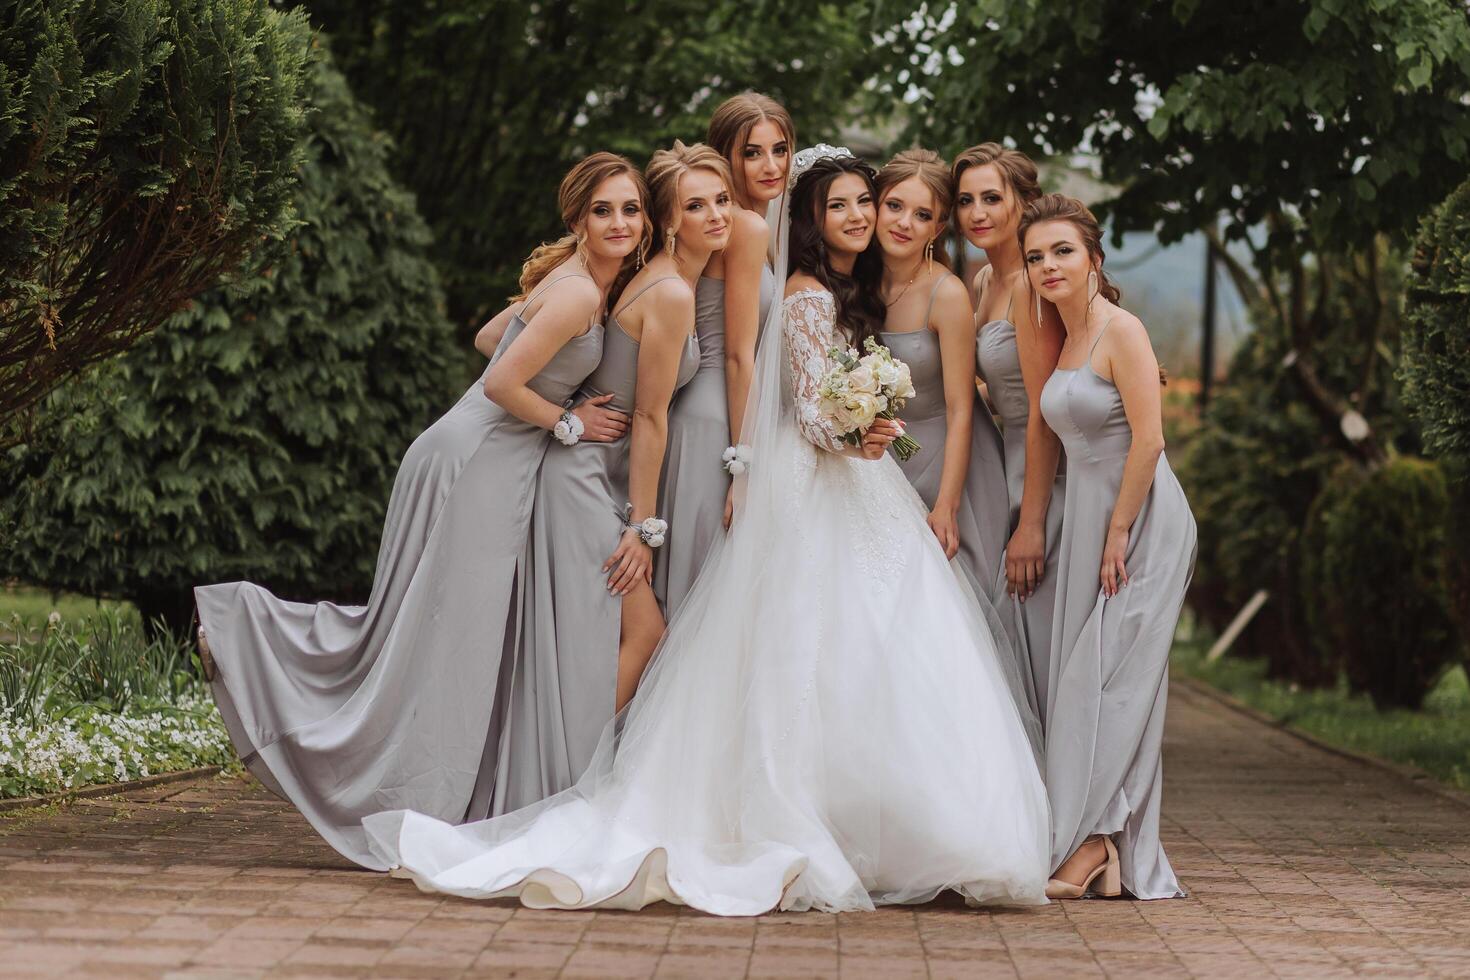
left=817, top=337, right=921, bottom=461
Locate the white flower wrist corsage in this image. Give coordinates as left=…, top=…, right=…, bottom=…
left=552, top=409, right=584, bottom=446
left=721, top=443, right=752, bottom=475
left=622, top=505, right=668, bottom=548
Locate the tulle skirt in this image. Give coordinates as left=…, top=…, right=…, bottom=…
left=364, top=428, right=1050, bottom=915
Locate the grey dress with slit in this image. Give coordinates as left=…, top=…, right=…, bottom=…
left=490, top=277, right=700, bottom=814
left=194, top=276, right=604, bottom=869
left=653, top=267, right=774, bottom=615
left=878, top=276, right=1009, bottom=600
left=976, top=310, right=1065, bottom=719
left=1038, top=317, right=1196, bottom=899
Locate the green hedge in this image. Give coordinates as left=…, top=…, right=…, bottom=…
left=0, top=39, right=459, bottom=632
left=1402, top=178, right=1470, bottom=661
left=1302, top=458, right=1456, bottom=710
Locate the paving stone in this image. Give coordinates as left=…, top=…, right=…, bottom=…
left=0, top=683, right=1466, bottom=977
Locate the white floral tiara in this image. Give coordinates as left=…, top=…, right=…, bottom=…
left=790, top=143, right=855, bottom=187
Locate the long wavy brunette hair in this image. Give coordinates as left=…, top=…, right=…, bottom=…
left=787, top=155, right=886, bottom=352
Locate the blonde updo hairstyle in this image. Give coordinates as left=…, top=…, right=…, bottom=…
left=875, top=148, right=954, bottom=265
left=515, top=151, right=648, bottom=300
left=645, top=140, right=736, bottom=258
left=705, top=92, right=795, bottom=208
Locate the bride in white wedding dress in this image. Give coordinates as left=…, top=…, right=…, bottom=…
left=362, top=146, right=1050, bottom=915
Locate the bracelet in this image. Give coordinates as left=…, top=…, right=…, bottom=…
left=622, top=504, right=668, bottom=548
left=552, top=409, right=584, bottom=446
left=721, top=443, right=752, bottom=475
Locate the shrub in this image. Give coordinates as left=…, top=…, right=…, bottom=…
left=1176, top=245, right=1418, bottom=685
left=1402, top=178, right=1470, bottom=662
left=0, top=0, right=312, bottom=434
left=1178, top=333, right=1350, bottom=686
left=1403, top=179, right=1470, bottom=468
left=1306, top=458, right=1456, bottom=710
left=0, top=40, right=459, bottom=633
left=1297, top=463, right=1363, bottom=680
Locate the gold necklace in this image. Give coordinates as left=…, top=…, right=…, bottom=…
left=885, top=261, right=925, bottom=307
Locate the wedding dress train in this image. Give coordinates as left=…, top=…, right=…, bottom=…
left=361, top=288, right=1049, bottom=914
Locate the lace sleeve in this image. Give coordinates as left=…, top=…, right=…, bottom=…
left=782, top=289, right=847, bottom=454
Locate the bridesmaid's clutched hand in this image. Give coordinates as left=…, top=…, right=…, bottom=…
left=572, top=393, right=630, bottom=442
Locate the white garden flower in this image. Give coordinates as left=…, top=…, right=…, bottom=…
left=847, top=393, right=881, bottom=430
left=847, top=364, right=880, bottom=395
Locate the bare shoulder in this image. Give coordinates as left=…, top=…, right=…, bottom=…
left=648, top=274, right=696, bottom=310
left=526, top=274, right=601, bottom=329
left=971, top=264, right=991, bottom=304
left=731, top=206, right=769, bottom=243
left=1103, top=308, right=1153, bottom=353
left=935, top=272, right=972, bottom=308
left=634, top=276, right=695, bottom=327
left=540, top=274, right=602, bottom=312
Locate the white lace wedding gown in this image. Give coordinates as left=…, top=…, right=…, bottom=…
left=362, top=288, right=1049, bottom=914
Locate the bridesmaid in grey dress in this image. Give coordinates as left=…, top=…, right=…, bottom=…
left=192, top=153, right=647, bottom=868
left=653, top=269, right=773, bottom=613
left=957, top=143, right=1068, bottom=717
left=1024, top=194, right=1196, bottom=901
left=653, top=92, right=791, bottom=614
left=491, top=143, right=731, bottom=813
left=872, top=149, right=1009, bottom=599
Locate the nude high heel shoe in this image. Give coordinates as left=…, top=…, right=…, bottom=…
left=1045, top=835, right=1121, bottom=899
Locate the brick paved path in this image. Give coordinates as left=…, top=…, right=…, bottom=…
left=2, top=681, right=1468, bottom=978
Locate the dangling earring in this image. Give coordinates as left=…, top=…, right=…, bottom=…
left=924, top=239, right=935, bottom=276
left=575, top=232, right=588, bottom=265
left=1036, top=289, right=1043, bottom=328
left=635, top=235, right=646, bottom=270
left=1087, top=269, right=1099, bottom=307
left=665, top=227, right=677, bottom=260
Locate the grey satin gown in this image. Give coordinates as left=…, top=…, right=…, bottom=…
left=491, top=276, right=700, bottom=814
left=878, top=276, right=1010, bottom=600
left=977, top=310, right=1065, bottom=719
left=653, top=267, right=775, bottom=614
left=194, top=277, right=604, bottom=869
left=1039, top=318, right=1197, bottom=900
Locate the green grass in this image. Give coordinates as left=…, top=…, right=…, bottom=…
left=1173, top=640, right=1470, bottom=792
left=0, top=583, right=137, bottom=641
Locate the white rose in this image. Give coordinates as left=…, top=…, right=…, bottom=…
left=848, top=364, right=880, bottom=395
left=876, top=359, right=901, bottom=388
left=821, top=396, right=852, bottom=434
left=893, top=363, right=916, bottom=401
left=847, top=393, right=880, bottom=430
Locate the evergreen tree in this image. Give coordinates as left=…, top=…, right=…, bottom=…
left=0, top=0, right=312, bottom=434
left=0, top=40, right=460, bottom=633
